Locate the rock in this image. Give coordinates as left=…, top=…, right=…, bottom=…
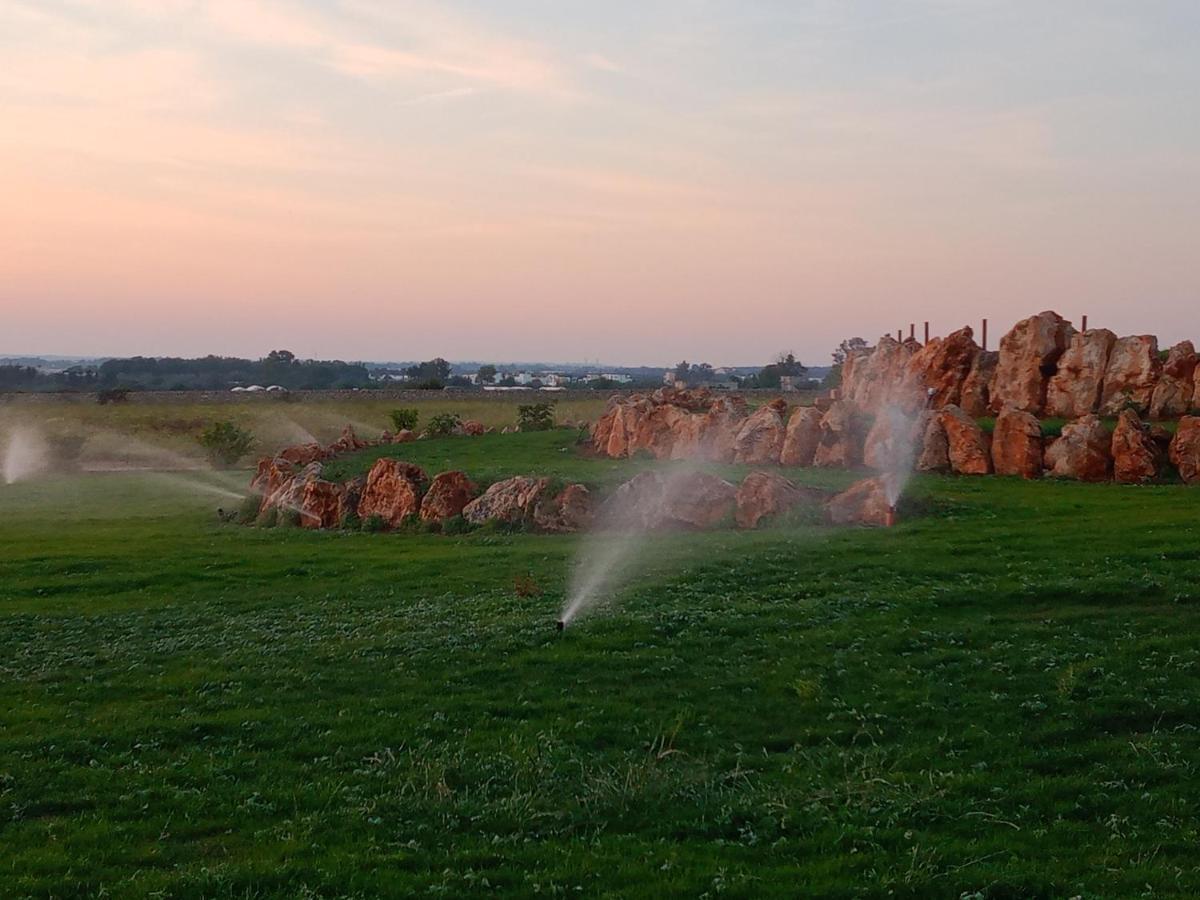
left=262, top=462, right=323, bottom=516
left=960, top=350, right=998, bottom=417
left=277, top=443, right=328, bottom=466
left=900, top=326, right=980, bottom=410
left=732, top=399, right=788, bottom=465
left=915, top=412, right=950, bottom=472
left=1111, top=410, right=1159, bottom=484
left=779, top=407, right=823, bottom=467
left=1169, top=417, right=1200, bottom=484
left=250, top=456, right=295, bottom=498
left=327, top=425, right=367, bottom=456
left=841, top=336, right=920, bottom=413
left=825, top=476, right=892, bottom=527
left=989, top=311, right=1075, bottom=415
left=461, top=420, right=486, bottom=437
left=339, top=476, right=366, bottom=524
left=419, top=471, right=478, bottom=522
left=938, top=405, right=991, bottom=475
left=991, top=408, right=1043, bottom=478
left=696, top=396, right=748, bottom=462
left=298, top=479, right=345, bottom=529
left=1101, top=335, right=1161, bottom=415
left=1044, top=329, right=1117, bottom=418
left=813, top=402, right=864, bottom=468
left=462, top=476, right=549, bottom=526
left=1044, top=415, right=1112, bottom=481
left=599, top=470, right=737, bottom=530
left=532, top=483, right=594, bottom=533
left=501, top=425, right=515, bottom=434
left=734, top=471, right=825, bottom=529
left=392, top=429, right=416, bottom=443
left=1149, top=341, right=1197, bottom=419
left=357, top=459, right=428, bottom=527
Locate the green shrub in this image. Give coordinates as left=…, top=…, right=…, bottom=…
left=441, top=514, right=471, bottom=535
left=361, top=515, right=386, bottom=533
left=237, top=494, right=263, bottom=525
left=198, top=421, right=255, bottom=468
left=426, top=412, right=463, bottom=436
left=389, top=408, right=419, bottom=432
left=255, top=507, right=279, bottom=528
left=278, top=509, right=302, bottom=529
left=339, top=513, right=361, bottom=531
left=517, top=401, right=556, bottom=432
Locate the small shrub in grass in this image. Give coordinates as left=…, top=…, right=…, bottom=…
left=441, top=514, right=471, bottom=535
left=426, top=412, right=462, bottom=436
left=389, top=408, right=419, bottom=432
left=237, top=494, right=263, bottom=525
left=278, top=508, right=302, bottom=529
left=361, top=515, right=386, bottom=533
left=198, top=421, right=255, bottom=468
left=255, top=507, right=279, bottom=528
left=517, top=401, right=556, bottom=432
left=339, top=513, right=360, bottom=531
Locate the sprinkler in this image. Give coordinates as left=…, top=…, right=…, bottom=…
left=885, top=505, right=898, bottom=528
left=556, top=619, right=566, bottom=632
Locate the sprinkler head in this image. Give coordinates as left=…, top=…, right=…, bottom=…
left=885, top=505, right=898, bottom=528
left=556, top=619, right=566, bottom=632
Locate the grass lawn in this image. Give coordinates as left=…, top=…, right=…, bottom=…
left=3, top=430, right=1200, bottom=897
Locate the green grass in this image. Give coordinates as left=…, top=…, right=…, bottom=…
left=3, top=429, right=1200, bottom=896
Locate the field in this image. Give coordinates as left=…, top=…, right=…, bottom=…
left=3, top=400, right=1200, bottom=897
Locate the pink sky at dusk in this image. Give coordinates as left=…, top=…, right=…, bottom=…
left=3, top=1, right=1198, bottom=366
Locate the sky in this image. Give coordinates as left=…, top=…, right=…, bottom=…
left=2, top=0, right=1199, bottom=366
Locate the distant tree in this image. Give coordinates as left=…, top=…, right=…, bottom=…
left=671, top=360, right=715, bottom=387
left=672, top=360, right=690, bottom=383
left=498, top=375, right=517, bottom=387
left=755, top=352, right=807, bottom=389
left=266, top=350, right=296, bottom=365
left=825, top=337, right=869, bottom=388
left=477, top=364, right=497, bottom=384
left=406, top=358, right=452, bottom=382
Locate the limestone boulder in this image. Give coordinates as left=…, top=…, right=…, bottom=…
left=357, top=459, right=428, bottom=527
left=1149, top=341, right=1197, bottom=419
left=825, top=477, right=892, bottom=527
left=901, top=326, right=979, bottom=410
left=328, top=425, right=367, bottom=456
left=339, top=476, right=366, bottom=524
left=863, top=408, right=922, bottom=473
left=1111, top=410, right=1159, bottom=484
left=392, top=429, right=416, bottom=444
left=278, top=443, right=328, bottom=467
left=1044, top=416, right=1112, bottom=482
left=1169, top=417, right=1200, bottom=484
left=989, top=311, right=1075, bottom=415
left=1101, top=335, right=1160, bottom=415
left=1044, top=328, right=1116, bottom=418
left=298, top=479, right=345, bottom=529
left=599, top=470, right=736, bottom=530
left=460, top=420, right=486, bottom=437
left=814, top=401, right=864, bottom=468
left=251, top=456, right=294, bottom=499
left=960, top=350, right=998, bottom=417
left=732, top=399, right=788, bottom=465
left=779, top=406, right=822, bottom=467
left=419, top=471, right=478, bottom=522
left=938, top=405, right=991, bottom=475
left=697, top=396, right=749, bottom=462
left=532, top=483, right=594, bottom=534
left=462, top=476, right=549, bottom=526
left=915, top=412, right=950, bottom=472
left=261, top=462, right=323, bottom=516
left=842, top=336, right=919, bottom=413
left=991, top=408, right=1042, bottom=479
left=734, top=471, right=825, bottom=529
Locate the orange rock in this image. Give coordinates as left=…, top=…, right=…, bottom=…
left=1044, top=329, right=1116, bottom=418
left=900, top=326, right=979, bottom=410
left=1044, top=415, right=1111, bottom=481
left=1168, top=417, right=1200, bottom=484
left=825, top=476, right=891, bottom=527
left=327, top=425, right=367, bottom=456
left=1111, top=410, right=1159, bottom=484
left=989, top=311, right=1075, bottom=415
left=937, top=405, right=992, bottom=475
left=298, top=479, right=345, bottom=529
left=960, top=350, right=998, bottom=417
left=599, top=470, right=736, bottom=530
left=732, top=399, right=788, bottom=465
left=461, top=420, right=486, bottom=436
left=813, top=402, right=864, bottom=468
left=991, top=408, right=1042, bottom=479
left=419, top=471, right=478, bottom=522
left=734, top=471, right=824, bottom=529
left=278, top=443, right=328, bottom=466
left=462, top=476, right=549, bottom=526
left=1100, top=335, right=1161, bottom=415
left=779, top=407, right=822, bottom=466
left=532, top=483, right=593, bottom=533
left=1149, top=341, right=1197, bottom=419
left=696, top=396, right=748, bottom=462
left=357, top=459, right=428, bottom=528
left=392, top=429, right=416, bottom=444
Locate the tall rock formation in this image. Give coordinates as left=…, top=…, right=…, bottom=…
left=1044, top=329, right=1116, bottom=418
left=989, top=311, right=1075, bottom=415
left=1100, top=335, right=1161, bottom=415
left=1149, top=341, right=1197, bottom=419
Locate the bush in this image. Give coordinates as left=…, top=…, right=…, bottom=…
left=278, top=509, right=302, bottom=529
left=426, top=412, right=463, bottom=436
left=339, top=513, right=361, bottom=531
left=361, top=515, right=386, bottom=533
left=517, top=401, right=556, bottom=432
left=197, top=421, right=255, bottom=468
left=238, top=494, right=264, bottom=525
left=389, top=408, right=419, bottom=432
left=97, top=388, right=129, bottom=405
left=442, top=514, right=472, bottom=535
left=255, top=507, right=279, bottom=528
